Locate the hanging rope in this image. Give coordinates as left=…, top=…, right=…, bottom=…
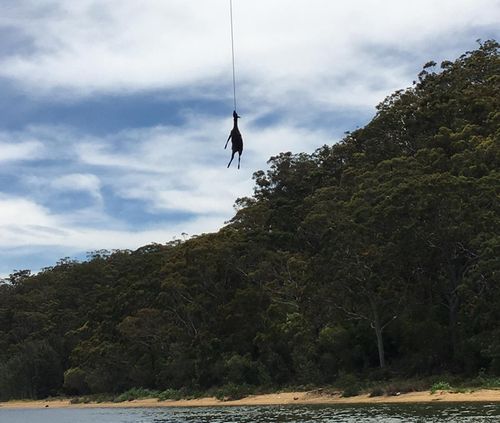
left=229, top=0, right=237, bottom=111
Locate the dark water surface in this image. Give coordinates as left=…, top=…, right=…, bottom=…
left=0, top=403, right=499, bottom=423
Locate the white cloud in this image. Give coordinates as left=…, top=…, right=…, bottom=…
left=69, top=114, right=329, bottom=215
left=0, top=195, right=55, bottom=226
left=0, top=115, right=330, bottom=261
left=117, top=173, right=251, bottom=215
left=0, top=139, right=45, bottom=162
left=51, top=173, right=102, bottom=201
left=0, top=0, right=498, bottom=274
left=0, top=193, right=223, bottom=252
left=1, top=0, right=498, bottom=108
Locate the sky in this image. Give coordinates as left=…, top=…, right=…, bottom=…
left=0, top=0, right=499, bottom=277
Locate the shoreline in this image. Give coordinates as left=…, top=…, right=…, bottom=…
left=1, top=389, right=500, bottom=409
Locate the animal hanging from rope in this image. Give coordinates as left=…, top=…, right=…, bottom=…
left=225, top=110, right=243, bottom=169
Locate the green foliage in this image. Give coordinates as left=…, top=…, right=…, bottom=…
left=214, top=383, right=251, bottom=401
left=383, top=380, right=428, bottom=396
left=0, top=340, right=63, bottom=400
left=369, top=387, right=384, bottom=397
left=113, top=387, right=159, bottom=402
left=430, top=381, right=453, bottom=394
left=0, top=41, right=499, bottom=401
left=157, top=389, right=183, bottom=401
left=69, top=393, right=114, bottom=404
left=341, top=385, right=361, bottom=398
left=482, top=378, right=500, bottom=388
left=337, top=374, right=362, bottom=397
left=63, top=368, right=88, bottom=395
left=470, top=371, right=500, bottom=388
left=223, top=354, right=270, bottom=386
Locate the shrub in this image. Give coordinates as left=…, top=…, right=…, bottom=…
left=384, top=380, right=426, bottom=396
left=430, top=381, right=452, bottom=394
left=337, top=374, right=361, bottom=398
left=224, top=354, right=268, bottom=386
left=369, top=387, right=384, bottom=397
left=342, top=385, right=361, bottom=397
left=63, top=368, right=89, bottom=395
left=485, top=378, right=500, bottom=388
left=113, top=387, right=159, bottom=402
left=470, top=370, right=500, bottom=388
left=157, top=388, right=182, bottom=401
left=214, top=383, right=250, bottom=401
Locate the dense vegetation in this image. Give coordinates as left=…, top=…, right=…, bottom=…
left=0, top=41, right=499, bottom=401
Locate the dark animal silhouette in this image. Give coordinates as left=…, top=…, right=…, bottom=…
left=225, top=110, right=243, bottom=169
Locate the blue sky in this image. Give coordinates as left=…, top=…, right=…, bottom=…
left=1, top=0, right=499, bottom=277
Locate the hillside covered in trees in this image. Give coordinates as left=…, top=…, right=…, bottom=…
left=0, top=41, right=499, bottom=401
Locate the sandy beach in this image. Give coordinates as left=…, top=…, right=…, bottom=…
left=1, top=389, right=499, bottom=409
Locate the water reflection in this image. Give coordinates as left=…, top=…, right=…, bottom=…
left=1, top=403, right=499, bottom=423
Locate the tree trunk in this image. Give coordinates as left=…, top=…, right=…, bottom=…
left=373, top=320, right=386, bottom=369
left=370, top=299, right=386, bottom=368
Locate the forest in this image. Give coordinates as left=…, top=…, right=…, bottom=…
left=0, top=41, right=499, bottom=401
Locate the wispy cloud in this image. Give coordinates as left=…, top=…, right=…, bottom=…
left=2, top=0, right=498, bottom=105
left=0, top=195, right=55, bottom=227
left=0, top=115, right=333, bottom=276
left=0, top=137, right=45, bottom=162
left=0, top=192, right=225, bottom=278
left=51, top=173, right=103, bottom=202
left=0, top=193, right=224, bottom=249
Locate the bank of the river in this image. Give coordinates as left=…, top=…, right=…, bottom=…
left=1, top=389, right=499, bottom=409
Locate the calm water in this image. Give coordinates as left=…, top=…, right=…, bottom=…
left=0, top=404, right=499, bottom=423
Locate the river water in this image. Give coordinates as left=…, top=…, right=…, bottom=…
left=0, top=403, right=499, bottom=423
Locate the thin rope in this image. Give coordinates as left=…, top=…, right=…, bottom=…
left=229, top=0, right=237, bottom=111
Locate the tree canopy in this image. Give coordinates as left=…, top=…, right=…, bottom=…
left=1, top=41, right=499, bottom=400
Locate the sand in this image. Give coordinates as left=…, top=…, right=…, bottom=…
left=1, top=389, right=499, bottom=409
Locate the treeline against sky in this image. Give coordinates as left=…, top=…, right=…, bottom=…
left=0, top=41, right=499, bottom=400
